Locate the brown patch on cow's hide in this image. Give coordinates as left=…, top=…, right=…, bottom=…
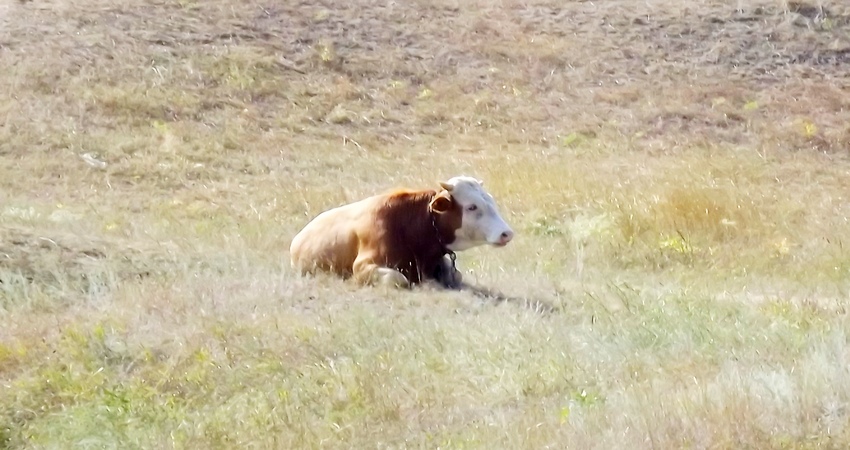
left=373, top=189, right=459, bottom=284
left=431, top=190, right=463, bottom=245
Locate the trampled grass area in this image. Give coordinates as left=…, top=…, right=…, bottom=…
left=3, top=0, right=850, bottom=448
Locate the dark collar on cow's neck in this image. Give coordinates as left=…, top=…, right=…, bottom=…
left=429, top=210, right=457, bottom=265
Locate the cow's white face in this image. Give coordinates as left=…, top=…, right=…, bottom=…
left=440, top=176, right=514, bottom=251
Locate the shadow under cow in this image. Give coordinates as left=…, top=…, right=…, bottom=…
left=457, top=282, right=557, bottom=315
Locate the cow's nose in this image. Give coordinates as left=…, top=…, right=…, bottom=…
left=499, top=230, right=514, bottom=245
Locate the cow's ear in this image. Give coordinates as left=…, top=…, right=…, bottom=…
left=439, top=181, right=454, bottom=192
left=430, top=193, right=453, bottom=213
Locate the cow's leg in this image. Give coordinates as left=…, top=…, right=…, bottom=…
left=432, top=255, right=463, bottom=289
left=376, top=267, right=411, bottom=288
left=353, top=256, right=410, bottom=289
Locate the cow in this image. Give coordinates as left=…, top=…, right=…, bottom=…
left=289, top=176, right=514, bottom=289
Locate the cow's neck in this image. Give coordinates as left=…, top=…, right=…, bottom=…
left=429, top=209, right=453, bottom=256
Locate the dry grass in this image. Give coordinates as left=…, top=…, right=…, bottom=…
left=3, top=0, right=850, bottom=448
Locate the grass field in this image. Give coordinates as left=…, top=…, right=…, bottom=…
left=2, top=0, right=850, bottom=448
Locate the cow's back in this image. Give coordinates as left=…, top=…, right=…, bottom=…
left=289, top=195, right=379, bottom=277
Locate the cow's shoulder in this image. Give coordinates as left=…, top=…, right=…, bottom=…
left=371, top=189, right=436, bottom=225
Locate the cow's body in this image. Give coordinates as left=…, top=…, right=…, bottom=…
left=290, top=176, right=513, bottom=288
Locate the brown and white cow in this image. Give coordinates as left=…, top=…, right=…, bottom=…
left=289, top=176, right=514, bottom=289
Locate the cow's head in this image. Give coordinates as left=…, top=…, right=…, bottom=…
left=429, top=176, right=514, bottom=251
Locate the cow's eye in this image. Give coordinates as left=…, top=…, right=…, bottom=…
left=467, top=204, right=478, bottom=212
